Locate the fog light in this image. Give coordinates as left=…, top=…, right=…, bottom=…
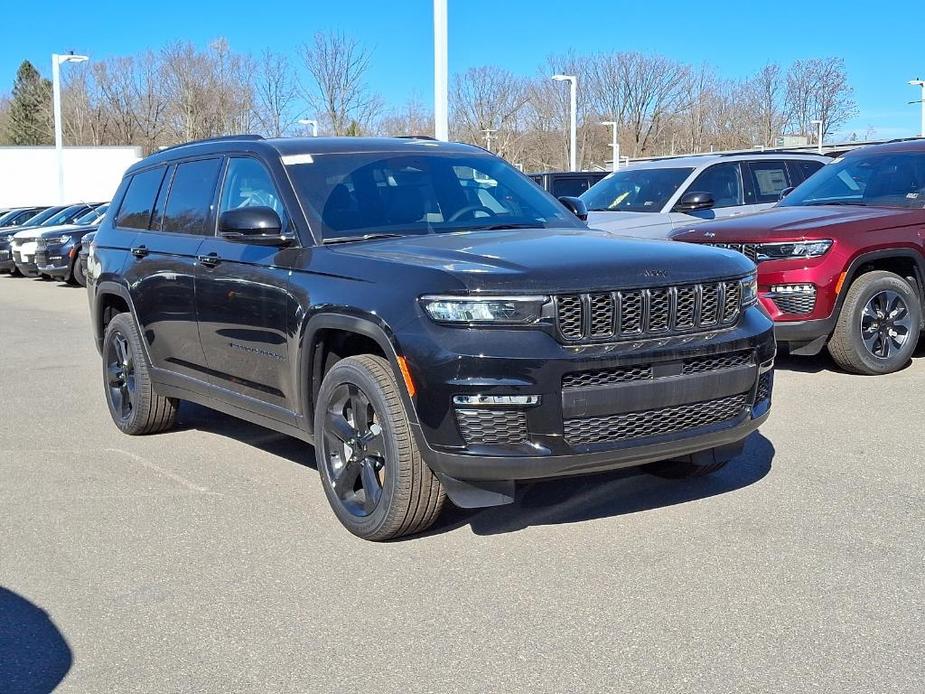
left=453, top=395, right=541, bottom=406
left=770, top=284, right=815, bottom=294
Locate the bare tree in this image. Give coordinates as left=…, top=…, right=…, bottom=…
left=300, top=32, right=380, bottom=135
left=253, top=50, right=299, bottom=137
left=378, top=95, right=433, bottom=137
left=785, top=57, right=856, bottom=138
left=450, top=66, right=531, bottom=160
left=748, top=63, right=786, bottom=147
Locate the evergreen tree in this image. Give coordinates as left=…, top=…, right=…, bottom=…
left=7, top=61, right=52, bottom=145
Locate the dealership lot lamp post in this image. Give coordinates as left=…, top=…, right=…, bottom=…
left=811, top=119, right=823, bottom=154
left=601, top=120, right=620, bottom=171
left=482, top=128, right=497, bottom=151
left=298, top=119, right=319, bottom=136
left=433, top=0, right=448, bottom=141
left=52, top=52, right=89, bottom=204
left=908, top=79, right=925, bottom=138
left=552, top=75, right=578, bottom=171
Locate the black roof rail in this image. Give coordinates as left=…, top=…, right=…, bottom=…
left=157, top=134, right=265, bottom=153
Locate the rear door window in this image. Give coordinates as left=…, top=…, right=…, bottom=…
left=116, top=167, right=168, bottom=230
left=790, top=159, right=825, bottom=185
left=160, top=158, right=223, bottom=235
left=746, top=160, right=791, bottom=203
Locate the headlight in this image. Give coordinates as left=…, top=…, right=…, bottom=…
left=420, top=295, right=548, bottom=325
left=740, top=274, right=758, bottom=306
left=755, top=240, right=832, bottom=261
left=51, top=235, right=73, bottom=245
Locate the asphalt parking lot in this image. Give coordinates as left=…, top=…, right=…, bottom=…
left=1, top=278, right=923, bottom=693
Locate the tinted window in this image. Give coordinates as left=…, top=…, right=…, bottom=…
left=792, top=160, right=825, bottom=184
left=581, top=167, right=694, bottom=212
left=75, top=204, right=109, bottom=225
left=687, top=162, right=743, bottom=209
left=116, top=168, right=167, bottom=230
left=746, top=161, right=791, bottom=204
left=286, top=152, right=582, bottom=240
left=23, top=206, right=65, bottom=226
left=218, top=158, right=288, bottom=229
left=161, top=159, right=222, bottom=235
left=781, top=151, right=925, bottom=209
left=552, top=177, right=594, bottom=197
left=42, top=204, right=90, bottom=226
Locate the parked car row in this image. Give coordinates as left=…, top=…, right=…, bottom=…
left=0, top=202, right=108, bottom=285
left=575, top=139, right=925, bottom=376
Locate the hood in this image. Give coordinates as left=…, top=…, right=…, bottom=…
left=671, top=205, right=923, bottom=243
left=36, top=223, right=96, bottom=238
left=331, top=227, right=754, bottom=293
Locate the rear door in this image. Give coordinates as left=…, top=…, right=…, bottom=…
left=194, top=156, right=294, bottom=410
left=120, top=157, right=223, bottom=381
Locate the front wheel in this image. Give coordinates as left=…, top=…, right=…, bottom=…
left=71, top=255, right=87, bottom=287
left=828, top=271, right=921, bottom=375
left=314, top=355, right=445, bottom=541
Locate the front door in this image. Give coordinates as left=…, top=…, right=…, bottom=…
left=669, top=161, right=746, bottom=228
left=195, top=156, right=293, bottom=411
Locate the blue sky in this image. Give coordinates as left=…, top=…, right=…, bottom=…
left=5, top=0, right=921, bottom=139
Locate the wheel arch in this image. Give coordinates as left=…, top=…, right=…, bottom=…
left=297, top=313, right=420, bottom=437
left=835, top=249, right=925, bottom=317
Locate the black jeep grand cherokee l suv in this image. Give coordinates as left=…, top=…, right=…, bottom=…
left=88, top=135, right=775, bottom=540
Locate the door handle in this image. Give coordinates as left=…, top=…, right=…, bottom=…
left=130, top=245, right=149, bottom=258
left=197, top=253, right=221, bottom=268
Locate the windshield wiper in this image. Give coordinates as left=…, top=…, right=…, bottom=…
left=803, top=201, right=868, bottom=207
left=472, top=223, right=540, bottom=230
left=323, top=233, right=405, bottom=245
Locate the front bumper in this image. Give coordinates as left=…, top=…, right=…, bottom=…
left=400, top=306, right=775, bottom=483
left=11, top=249, right=39, bottom=276
left=34, top=247, right=72, bottom=278
left=0, top=248, right=13, bottom=272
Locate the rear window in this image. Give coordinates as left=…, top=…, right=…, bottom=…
left=160, top=159, right=223, bottom=235
left=116, top=168, right=167, bottom=230
left=552, top=177, right=595, bottom=197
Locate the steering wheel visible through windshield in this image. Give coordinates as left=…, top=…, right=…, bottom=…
left=580, top=167, right=694, bottom=213
left=781, top=151, right=925, bottom=209
left=285, top=151, right=584, bottom=241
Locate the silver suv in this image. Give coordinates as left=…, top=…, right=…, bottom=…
left=581, top=151, right=829, bottom=238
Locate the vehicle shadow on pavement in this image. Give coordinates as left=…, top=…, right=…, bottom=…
left=776, top=335, right=925, bottom=374
left=0, top=587, right=72, bottom=694
left=423, top=432, right=775, bottom=538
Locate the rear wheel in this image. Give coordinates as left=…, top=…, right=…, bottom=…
left=314, top=355, right=445, bottom=541
left=828, top=271, right=921, bottom=375
left=102, top=313, right=178, bottom=435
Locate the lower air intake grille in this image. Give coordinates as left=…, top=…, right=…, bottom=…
left=456, top=409, right=528, bottom=445
left=562, top=365, right=653, bottom=389
left=772, top=293, right=816, bottom=315
left=682, top=351, right=753, bottom=374
left=563, top=393, right=748, bottom=446
left=755, top=372, right=773, bottom=403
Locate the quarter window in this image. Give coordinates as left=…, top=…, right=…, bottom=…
left=161, top=158, right=223, bottom=235
left=687, top=162, right=743, bottom=209
left=115, top=167, right=167, bottom=230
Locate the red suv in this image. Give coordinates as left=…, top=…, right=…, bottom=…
left=672, top=140, right=925, bottom=375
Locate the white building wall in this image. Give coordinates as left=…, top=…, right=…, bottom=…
left=0, top=146, right=142, bottom=207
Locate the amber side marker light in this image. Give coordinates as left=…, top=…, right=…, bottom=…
left=397, top=356, right=416, bottom=397
left=835, top=271, right=847, bottom=295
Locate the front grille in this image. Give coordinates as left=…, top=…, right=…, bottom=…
left=34, top=251, right=49, bottom=266
left=563, top=393, right=748, bottom=446
left=772, top=293, right=816, bottom=315
left=755, top=372, right=773, bottom=403
left=682, top=350, right=753, bottom=375
left=562, top=365, right=653, bottom=389
left=456, top=409, right=528, bottom=445
left=707, top=242, right=760, bottom=262
left=554, top=280, right=743, bottom=343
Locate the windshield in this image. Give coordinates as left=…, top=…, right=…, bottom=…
left=580, top=167, right=694, bottom=213
left=76, top=204, right=108, bottom=225
left=286, top=151, right=583, bottom=240
left=781, top=151, right=925, bottom=208
left=22, top=207, right=64, bottom=226
left=0, top=209, right=28, bottom=226
left=41, top=204, right=86, bottom=226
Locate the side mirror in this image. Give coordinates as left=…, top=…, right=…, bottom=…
left=218, top=206, right=291, bottom=246
left=779, top=186, right=795, bottom=201
left=558, top=195, right=588, bottom=222
left=675, top=191, right=715, bottom=212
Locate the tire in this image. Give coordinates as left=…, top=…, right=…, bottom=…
left=72, top=255, right=86, bottom=287
left=314, top=355, right=445, bottom=541
left=102, top=312, right=178, bottom=435
left=647, top=458, right=728, bottom=479
left=9, top=265, right=21, bottom=277
left=828, top=270, right=922, bottom=375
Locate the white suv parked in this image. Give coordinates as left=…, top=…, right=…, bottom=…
left=582, top=152, right=829, bottom=238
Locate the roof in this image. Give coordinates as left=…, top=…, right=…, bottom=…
left=840, top=138, right=925, bottom=156
left=620, top=151, right=829, bottom=170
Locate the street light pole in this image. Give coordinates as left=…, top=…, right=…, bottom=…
left=433, top=0, right=449, bottom=141
left=908, top=79, right=925, bottom=138
left=298, top=119, right=319, bottom=136
left=811, top=119, right=823, bottom=154
left=482, top=128, right=497, bottom=152
left=552, top=74, right=577, bottom=171
left=52, top=52, right=88, bottom=204
left=600, top=120, right=620, bottom=171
